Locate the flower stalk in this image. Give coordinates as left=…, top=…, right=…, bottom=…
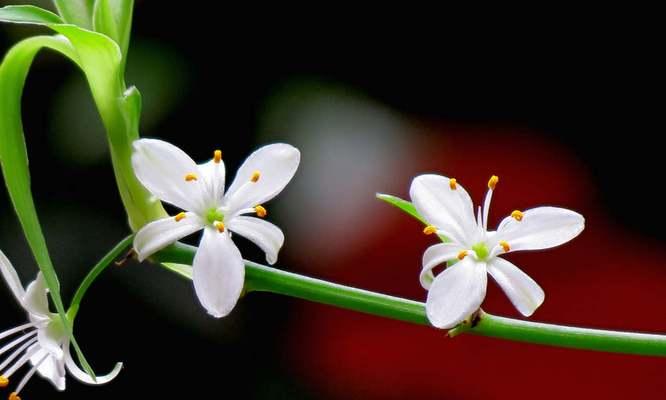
left=154, top=241, right=666, bottom=357
left=67, top=234, right=135, bottom=322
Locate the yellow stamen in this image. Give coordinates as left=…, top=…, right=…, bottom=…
left=423, top=225, right=437, bottom=235
left=213, top=149, right=222, bottom=164
left=457, top=250, right=468, bottom=260
left=449, top=178, right=457, bottom=190
left=174, top=212, right=187, bottom=222
left=9, top=392, right=20, bottom=400
left=511, top=210, right=524, bottom=221
left=255, top=205, right=267, bottom=218
left=499, top=240, right=510, bottom=252
left=0, top=375, right=8, bottom=388
left=250, top=170, right=261, bottom=183
left=214, top=221, right=225, bottom=233
left=185, top=173, right=198, bottom=182
left=488, top=175, right=499, bottom=190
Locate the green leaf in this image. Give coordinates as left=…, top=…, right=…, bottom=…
left=121, top=85, right=142, bottom=132
left=53, top=0, right=94, bottom=29
left=47, top=24, right=167, bottom=230
left=376, top=193, right=427, bottom=224
left=0, top=35, right=96, bottom=379
left=0, top=5, right=63, bottom=25
left=161, top=263, right=193, bottom=280
left=4, top=4, right=165, bottom=231
left=93, top=0, right=134, bottom=72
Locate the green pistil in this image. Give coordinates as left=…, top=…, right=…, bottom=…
left=472, top=242, right=489, bottom=260
left=206, top=208, right=224, bottom=224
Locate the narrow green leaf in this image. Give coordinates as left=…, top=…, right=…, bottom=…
left=93, top=0, right=134, bottom=72
left=0, top=5, right=63, bottom=25
left=53, top=0, right=94, bottom=29
left=376, top=193, right=427, bottom=224
left=0, top=35, right=96, bottom=379
left=161, top=263, right=193, bottom=280
left=46, top=24, right=167, bottom=230
left=121, top=85, right=141, bottom=132
left=4, top=5, right=164, bottom=230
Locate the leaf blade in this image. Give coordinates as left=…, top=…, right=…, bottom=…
left=93, top=0, right=134, bottom=71
left=0, top=34, right=97, bottom=380
left=0, top=5, right=63, bottom=25
left=376, top=193, right=427, bottom=224
left=53, top=0, right=94, bottom=29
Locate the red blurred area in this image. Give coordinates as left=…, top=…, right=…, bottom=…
left=284, top=126, right=666, bottom=399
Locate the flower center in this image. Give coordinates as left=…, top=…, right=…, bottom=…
left=472, top=242, right=489, bottom=260
left=206, top=208, right=224, bottom=225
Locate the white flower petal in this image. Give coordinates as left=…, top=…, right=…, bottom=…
left=133, top=213, right=203, bottom=261
left=410, top=174, right=478, bottom=245
left=64, top=341, right=122, bottom=385
left=425, top=257, right=487, bottom=329
left=0, top=249, right=25, bottom=302
left=420, top=243, right=465, bottom=290
left=132, top=139, right=206, bottom=212
left=37, top=321, right=64, bottom=360
left=227, top=216, right=284, bottom=265
left=198, top=159, right=226, bottom=205
left=31, top=348, right=66, bottom=390
left=225, top=144, right=300, bottom=213
left=487, top=257, right=545, bottom=317
left=495, top=206, right=585, bottom=252
left=22, top=272, right=50, bottom=318
left=192, top=228, right=245, bottom=318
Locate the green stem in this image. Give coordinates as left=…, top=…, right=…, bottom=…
left=67, top=234, right=134, bottom=322
left=154, top=242, right=666, bottom=357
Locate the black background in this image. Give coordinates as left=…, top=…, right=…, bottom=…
left=1, top=3, right=664, bottom=398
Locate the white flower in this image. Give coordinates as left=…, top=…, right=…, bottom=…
left=132, top=139, right=300, bottom=318
left=410, top=174, right=585, bottom=329
left=0, top=251, right=122, bottom=397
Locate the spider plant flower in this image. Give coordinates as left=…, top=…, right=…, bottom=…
left=411, top=174, right=585, bottom=329
left=132, top=139, right=300, bottom=318
left=0, top=251, right=122, bottom=398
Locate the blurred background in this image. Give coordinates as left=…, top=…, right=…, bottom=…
left=1, top=2, right=665, bottom=398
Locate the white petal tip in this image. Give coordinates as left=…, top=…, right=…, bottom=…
left=425, top=300, right=464, bottom=329
left=206, top=308, right=230, bottom=319
left=519, top=295, right=545, bottom=317
left=426, top=313, right=460, bottom=330
left=135, top=252, right=147, bottom=262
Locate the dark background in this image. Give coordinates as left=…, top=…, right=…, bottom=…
left=1, top=2, right=665, bottom=398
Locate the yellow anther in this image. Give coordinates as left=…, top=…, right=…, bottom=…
left=488, top=175, right=499, bottom=190
left=0, top=375, right=8, bottom=388
left=499, top=240, right=510, bottom=252
left=184, top=173, right=198, bottom=182
left=449, top=178, right=457, bottom=190
left=213, top=149, right=222, bottom=164
left=457, top=250, right=468, bottom=260
left=255, top=205, right=267, bottom=218
left=174, top=212, right=187, bottom=222
left=423, top=225, right=438, bottom=235
left=9, top=392, right=20, bottom=400
left=511, top=210, right=524, bottom=221
left=250, top=170, right=261, bottom=183
left=214, top=221, right=225, bottom=233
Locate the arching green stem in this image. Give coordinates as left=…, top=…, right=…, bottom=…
left=154, top=242, right=666, bottom=357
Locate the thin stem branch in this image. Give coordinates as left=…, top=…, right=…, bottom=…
left=154, top=242, right=666, bottom=357
left=67, top=234, right=134, bottom=321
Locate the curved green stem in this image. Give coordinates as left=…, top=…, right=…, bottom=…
left=67, top=234, right=134, bottom=322
left=154, top=242, right=666, bottom=357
